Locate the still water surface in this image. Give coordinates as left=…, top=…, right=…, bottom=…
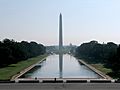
left=23, top=54, right=102, bottom=78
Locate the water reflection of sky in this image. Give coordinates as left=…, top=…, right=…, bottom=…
left=24, top=54, right=102, bottom=78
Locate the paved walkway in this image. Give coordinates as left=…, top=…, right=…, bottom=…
left=0, top=83, right=120, bottom=90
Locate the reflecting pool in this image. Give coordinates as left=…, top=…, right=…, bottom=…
left=21, top=54, right=102, bottom=78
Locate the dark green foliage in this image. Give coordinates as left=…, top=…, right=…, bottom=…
left=75, top=40, right=118, bottom=64
left=0, top=39, right=46, bottom=67
left=107, top=45, right=120, bottom=78
left=75, top=40, right=120, bottom=78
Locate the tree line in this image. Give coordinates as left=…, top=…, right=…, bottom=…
left=75, top=40, right=120, bottom=78
left=0, top=39, right=46, bottom=67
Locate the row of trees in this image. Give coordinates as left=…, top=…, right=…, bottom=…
left=75, top=40, right=120, bottom=78
left=106, top=45, right=120, bottom=78
left=0, top=39, right=46, bottom=67
left=75, top=41, right=118, bottom=63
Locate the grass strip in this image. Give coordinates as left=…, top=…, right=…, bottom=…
left=91, top=64, right=112, bottom=74
left=0, top=55, right=47, bottom=80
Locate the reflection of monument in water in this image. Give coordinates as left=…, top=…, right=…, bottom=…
left=59, top=54, right=63, bottom=78
left=59, top=13, right=63, bottom=78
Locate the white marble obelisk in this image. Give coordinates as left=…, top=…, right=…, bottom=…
left=59, top=13, right=63, bottom=78
left=59, top=13, right=63, bottom=52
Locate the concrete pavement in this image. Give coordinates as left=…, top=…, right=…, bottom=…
left=0, top=83, right=120, bottom=90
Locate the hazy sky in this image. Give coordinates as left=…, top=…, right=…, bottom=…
left=0, top=0, right=120, bottom=45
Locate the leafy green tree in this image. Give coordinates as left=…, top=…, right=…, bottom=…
left=75, top=40, right=118, bottom=64
left=0, top=39, right=46, bottom=67
left=107, top=45, right=120, bottom=78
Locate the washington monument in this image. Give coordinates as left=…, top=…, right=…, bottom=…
left=59, top=13, right=63, bottom=53
left=59, top=13, right=63, bottom=78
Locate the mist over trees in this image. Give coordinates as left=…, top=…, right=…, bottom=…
left=46, top=45, right=77, bottom=54
left=0, top=39, right=46, bottom=67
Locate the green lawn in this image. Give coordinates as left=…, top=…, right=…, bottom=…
left=0, top=55, right=47, bottom=80
left=91, top=64, right=112, bottom=74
